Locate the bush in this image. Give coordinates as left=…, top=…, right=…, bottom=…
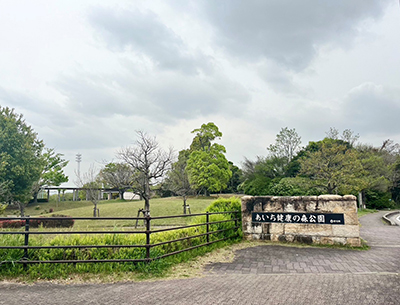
left=204, top=197, right=242, bottom=239
left=205, top=197, right=241, bottom=214
left=0, top=219, right=24, bottom=228
left=31, top=215, right=75, bottom=228
left=269, top=177, right=321, bottom=196
left=0, top=215, right=74, bottom=229
left=365, top=190, right=395, bottom=210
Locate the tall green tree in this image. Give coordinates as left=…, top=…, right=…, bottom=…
left=298, top=139, right=366, bottom=194
left=31, top=148, right=69, bottom=203
left=189, top=122, right=222, bottom=152
left=0, top=107, right=44, bottom=215
left=187, top=123, right=231, bottom=195
left=224, top=161, right=243, bottom=193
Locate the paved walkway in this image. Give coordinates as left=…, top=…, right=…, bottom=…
left=205, top=210, right=400, bottom=275
left=0, top=211, right=399, bottom=305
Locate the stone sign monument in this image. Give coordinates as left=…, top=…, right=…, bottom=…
left=242, top=195, right=361, bottom=246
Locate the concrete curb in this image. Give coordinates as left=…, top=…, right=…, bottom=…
left=382, top=211, right=400, bottom=226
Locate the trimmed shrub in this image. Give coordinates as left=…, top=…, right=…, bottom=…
left=0, top=219, right=24, bottom=228
left=30, top=215, right=74, bottom=228
left=0, top=215, right=74, bottom=229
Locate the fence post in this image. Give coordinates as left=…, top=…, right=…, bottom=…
left=23, top=217, right=30, bottom=270
left=145, top=215, right=151, bottom=262
left=206, top=212, right=209, bottom=243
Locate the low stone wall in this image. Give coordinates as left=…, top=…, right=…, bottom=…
left=242, top=195, right=361, bottom=247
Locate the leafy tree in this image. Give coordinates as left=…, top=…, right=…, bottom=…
left=268, top=127, right=301, bottom=163
left=240, top=156, right=287, bottom=195
left=286, top=138, right=351, bottom=177
left=187, top=123, right=231, bottom=195
left=0, top=107, right=44, bottom=215
left=356, top=141, right=400, bottom=208
left=118, top=131, right=173, bottom=213
left=224, top=161, right=243, bottom=193
left=298, top=140, right=367, bottom=194
left=269, top=177, right=320, bottom=196
left=0, top=181, right=12, bottom=204
left=165, top=149, right=193, bottom=213
left=0, top=181, right=10, bottom=214
left=100, top=162, right=133, bottom=199
left=189, top=122, right=222, bottom=152
left=31, top=148, right=69, bottom=203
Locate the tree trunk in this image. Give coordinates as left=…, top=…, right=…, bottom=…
left=93, top=203, right=97, bottom=217
left=18, top=202, right=25, bottom=217
left=183, top=195, right=187, bottom=214
left=33, top=192, right=38, bottom=204
left=144, top=177, right=151, bottom=213
left=119, top=190, right=124, bottom=200
left=144, top=197, right=150, bottom=214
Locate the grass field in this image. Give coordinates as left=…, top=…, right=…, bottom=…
left=16, top=196, right=221, bottom=229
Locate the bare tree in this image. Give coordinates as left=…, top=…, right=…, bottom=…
left=165, top=150, right=193, bottom=214
left=326, top=127, right=359, bottom=147
left=77, top=165, right=101, bottom=217
left=118, top=131, right=173, bottom=214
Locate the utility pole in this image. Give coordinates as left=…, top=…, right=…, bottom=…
left=76, top=153, right=82, bottom=180
left=74, top=153, right=82, bottom=201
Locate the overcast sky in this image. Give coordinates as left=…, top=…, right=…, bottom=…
left=1, top=0, right=399, bottom=185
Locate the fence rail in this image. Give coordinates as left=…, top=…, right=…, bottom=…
left=0, top=211, right=240, bottom=267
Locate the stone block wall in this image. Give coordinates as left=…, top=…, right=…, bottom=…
left=242, top=195, right=361, bottom=246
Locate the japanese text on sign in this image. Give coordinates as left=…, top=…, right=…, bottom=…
left=252, top=212, right=345, bottom=225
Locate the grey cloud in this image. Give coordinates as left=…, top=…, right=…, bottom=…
left=88, top=7, right=213, bottom=74
left=53, top=68, right=250, bottom=123
left=344, top=83, right=400, bottom=134
left=202, top=0, right=390, bottom=71
left=267, top=83, right=400, bottom=142
left=0, top=86, right=72, bottom=127
left=0, top=86, right=46, bottom=113
left=257, top=61, right=306, bottom=96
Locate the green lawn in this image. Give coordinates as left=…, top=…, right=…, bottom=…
left=21, top=196, right=217, bottom=229
left=357, top=208, right=378, bottom=218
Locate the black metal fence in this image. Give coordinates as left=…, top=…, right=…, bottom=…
left=0, top=211, right=240, bottom=267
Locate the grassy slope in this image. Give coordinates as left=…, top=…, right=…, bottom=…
left=23, top=197, right=216, bottom=228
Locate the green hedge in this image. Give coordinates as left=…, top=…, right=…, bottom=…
left=0, top=215, right=74, bottom=229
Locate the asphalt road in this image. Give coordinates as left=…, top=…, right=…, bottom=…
left=0, top=211, right=399, bottom=305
